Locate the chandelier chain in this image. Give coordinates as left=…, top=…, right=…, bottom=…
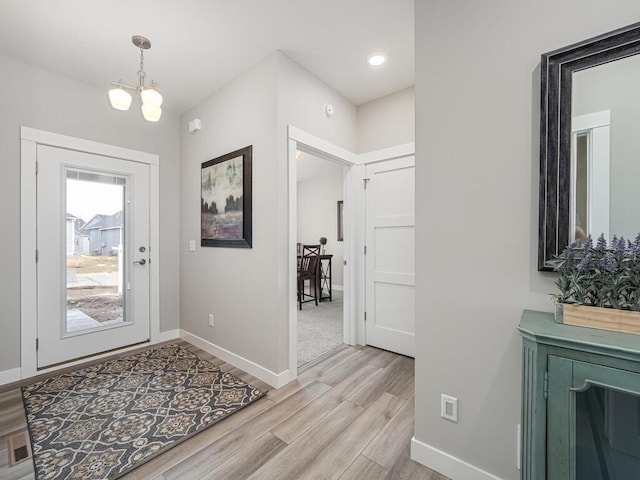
left=137, top=48, right=146, bottom=90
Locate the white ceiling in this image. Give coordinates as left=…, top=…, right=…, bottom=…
left=0, top=0, right=414, bottom=115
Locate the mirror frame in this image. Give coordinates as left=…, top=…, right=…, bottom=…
left=538, top=22, right=640, bottom=271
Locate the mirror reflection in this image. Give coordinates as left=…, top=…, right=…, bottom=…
left=571, top=54, right=640, bottom=243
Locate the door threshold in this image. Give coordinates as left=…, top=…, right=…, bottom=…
left=37, top=339, right=150, bottom=371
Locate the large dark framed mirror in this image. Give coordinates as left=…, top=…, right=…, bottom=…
left=538, top=22, right=640, bottom=271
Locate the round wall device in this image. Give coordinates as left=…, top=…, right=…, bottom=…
left=324, top=104, right=335, bottom=117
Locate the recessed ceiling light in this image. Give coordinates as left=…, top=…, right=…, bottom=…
left=367, top=52, right=387, bottom=67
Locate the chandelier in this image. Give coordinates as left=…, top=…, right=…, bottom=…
left=108, top=35, right=163, bottom=122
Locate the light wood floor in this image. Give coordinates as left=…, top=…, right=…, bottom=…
left=0, top=341, right=448, bottom=480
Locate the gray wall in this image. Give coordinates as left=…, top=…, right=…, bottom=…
left=573, top=55, right=640, bottom=240
left=179, top=51, right=357, bottom=376
left=0, top=53, right=181, bottom=373
left=179, top=53, right=281, bottom=372
left=415, top=2, right=640, bottom=479
left=297, top=169, right=345, bottom=287
left=277, top=53, right=358, bottom=154
left=357, top=86, right=415, bottom=153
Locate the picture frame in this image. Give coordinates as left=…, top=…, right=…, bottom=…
left=201, top=146, right=252, bottom=248
left=337, top=200, right=344, bottom=242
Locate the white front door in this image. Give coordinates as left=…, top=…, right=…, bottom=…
left=36, top=145, right=150, bottom=368
left=365, top=155, right=415, bottom=357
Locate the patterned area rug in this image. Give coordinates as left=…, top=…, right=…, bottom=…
left=22, top=343, right=266, bottom=480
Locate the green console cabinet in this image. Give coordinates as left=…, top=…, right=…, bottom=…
left=518, top=310, right=640, bottom=479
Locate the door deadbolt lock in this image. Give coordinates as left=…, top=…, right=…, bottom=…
left=134, top=259, right=147, bottom=265
left=139, top=246, right=146, bottom=252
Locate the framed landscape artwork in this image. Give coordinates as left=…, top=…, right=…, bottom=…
left=201, top=146, right=252, bottom=248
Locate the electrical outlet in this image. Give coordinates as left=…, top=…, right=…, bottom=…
left=441, top=394, right=458, bottom=423
left=208, top=313, right=214, bottom=327
left=189, top=240, right=196, bottom=252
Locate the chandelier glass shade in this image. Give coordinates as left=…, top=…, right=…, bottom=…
left=140, top=87, right=162, bottom=107
left=141, top=103, right=162, bottom=122
left=108, top=87, right=132, bottom=111
left=108, top=35, right=162, bottom=122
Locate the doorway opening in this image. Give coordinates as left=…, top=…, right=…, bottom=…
left=570, top=110, right=611, bottom=243
left=296, top=152, right=345, bottom=368
left=287, top=126, right=360, bottom=376
left=287, top=126, right=416, bottom=376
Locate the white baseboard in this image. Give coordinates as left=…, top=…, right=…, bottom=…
left=179, top=329, right=291, bottom=388
left=411, top=437, right=502, bottom=480
left=0, top=367, right=22, bottom=386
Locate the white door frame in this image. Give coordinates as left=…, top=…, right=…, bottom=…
left=20, top=126, right=161, bottom=379
left=287, top=125, right=359, bottom=376
left=287, top=124, right=415, bottom=376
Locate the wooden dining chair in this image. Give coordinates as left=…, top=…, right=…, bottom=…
left=303, top=244, right=322, bottom=300
left=302, top=244, right=320, bottom=258
left=297, top=253, right=319, bottom=309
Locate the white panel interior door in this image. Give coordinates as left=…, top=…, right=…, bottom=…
left=37, top=145, right=150, bottom=368
left=365, top=155, right=415, bottom=357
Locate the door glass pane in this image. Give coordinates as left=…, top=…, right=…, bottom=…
left=576, top=385, right=640, bottom=479
left=65, top=169, right=126, bottom=334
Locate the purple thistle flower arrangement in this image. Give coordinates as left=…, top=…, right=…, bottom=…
left=549, top=233, right=640, bottom=310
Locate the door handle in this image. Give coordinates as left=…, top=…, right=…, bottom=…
left=134, top=258, right=147, bottom=265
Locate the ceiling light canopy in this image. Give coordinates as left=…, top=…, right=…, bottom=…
left=367, top=52, right=387, bottom=67
left=108, top=35, right=163, bottom=122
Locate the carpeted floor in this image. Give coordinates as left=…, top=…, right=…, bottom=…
left=22, top=343, right=265, bottom=480
left=297, top=289, right=344, bottom=367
